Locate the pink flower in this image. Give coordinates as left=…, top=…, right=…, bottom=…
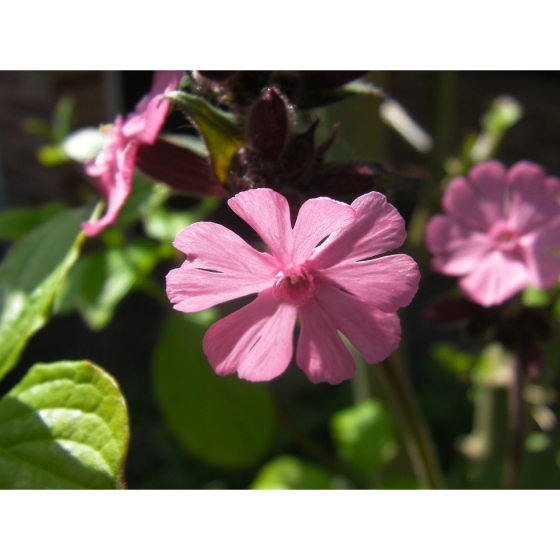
left=83, top=71, right=183, bottom=236
left=425, top=160, right=560, bottom=307
left=166, top=188, right=420, bottom=384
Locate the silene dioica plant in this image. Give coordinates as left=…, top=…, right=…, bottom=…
left=1, top=70, right=560, bottom=489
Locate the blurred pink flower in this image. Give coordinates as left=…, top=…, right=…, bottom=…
left=167, top=188, right=420, bottom=384
left=425, top=160, right=560, bottom=307
left=83, top=71, right=183, bottom=236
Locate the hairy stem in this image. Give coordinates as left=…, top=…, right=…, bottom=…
left=374, top=353, right=445, bottom=489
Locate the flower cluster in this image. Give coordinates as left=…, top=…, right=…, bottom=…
left=426, top=161, right=560, bottom=306
left=83, top=71, right=183, bottom=236
left=167, top=188, right=419, bottom=384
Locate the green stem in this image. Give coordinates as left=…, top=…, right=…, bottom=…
left=373, top=353, right=445, bottom=489
left=503, top=358, right=525, bottom=489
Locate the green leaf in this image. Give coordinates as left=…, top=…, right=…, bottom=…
left=522, top=285, right=551, bottom=308
left=36, top=144, right=69, bottom=167
left=0, top=203, right=66, bottom=241
left=161, top=133, right=209, bottom=158
left=330, top=399, right=397, bottom=476
left=143, top=207, right=198, bottom=244
left=251, top=455, right=337, bottom=489
left=166, top=91, right=244, bottom=184
left=431, top=342, right=474, bottom=380
left=0, top=361, right=129, bottom=489
left=113, top=174, right=166, bottom=230
left=153, top=312, right=275, bottom=468
left=52, top=96, right=75, bottom=143
left=56, top=241, right=161, bottom=330
left=0, top=206, right=92, bottom=381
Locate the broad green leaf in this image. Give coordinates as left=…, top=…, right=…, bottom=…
left=0, top=203, right=66, bottom=241
left=251, top=455, right=336, bottom=490
left=330, top=399, right=397, bottom=476
left=0, top=361, right=129, bottom=489
left=56, top=241, right=161, bottom=330
left=153, top=312, right=275, bottom=468
left=0, top=206, right=93, bottom=381
left=166, top=91, right=244, bottom=184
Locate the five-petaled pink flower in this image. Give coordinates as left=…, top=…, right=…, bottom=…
left=425, top=160, right=560, bottom=307
left=166, top=188, right=420, bottom=384
left=83, top=71, right=183, bottom=236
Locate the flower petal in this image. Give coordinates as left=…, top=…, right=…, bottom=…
left=316, top=254, right=420, bottom=313
left=425, top=215, right=491, bottom=276
left=459, top=250, right=532, bottom=306
left=203, top=289, right=297, bottom=381
left=309, top=191, right=406, bottom=270
left=467, top=160, right=507, bottom=224
left=291, top=198, right=357, bottom=263
left=167, top=222, right=277, bottom=312
left=315, top=285, right=402, bottom=364
left=506, top=161, right=560, bottom=234
left=296, top=297, right=356, bottom=384
left=442, top=176, right=492, bottom=230
left=82, top=138, right=138, bottom=237
left=123, top=71, right=183, bottom=144
left=228, top=189, right=293, bottom=265
left=521, top=224, right=560, bottom=289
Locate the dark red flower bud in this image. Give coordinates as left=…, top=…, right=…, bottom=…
left=136, top=139, right=225, bottom=198
left=424, top=296, right=478, bottom=326
left=247, top=87, right=290, bottom=161
left=280, top=120, right=318, bottom=181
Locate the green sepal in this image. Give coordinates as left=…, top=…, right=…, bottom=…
left=166, top=91, right=244, bottom=184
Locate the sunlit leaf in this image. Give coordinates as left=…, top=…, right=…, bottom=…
left=56, top=241, right=161, bottom=330
left=0, top=206, right=94, bottom=381
left=153, top=312, right=275, bottom=468
left=166, top=91, right=244, bottom=184
left=0, top=361, right=129, bottom=489
left=0, top=203, right=66, bottom=241
left=330, top=399, right=397, bottom=476
left=251, top=455, right=336, bottom=489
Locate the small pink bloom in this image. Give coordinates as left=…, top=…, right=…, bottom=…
left=82, top=71, right=183, bottom=236
left=167, top=188, right=420, bottom=384
left=425, top=160, right=560, bottom=307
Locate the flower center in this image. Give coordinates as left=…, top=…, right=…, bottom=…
left=489, top=222, right=519, bottom=252
left=272, top=266, right=318, bottom=307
